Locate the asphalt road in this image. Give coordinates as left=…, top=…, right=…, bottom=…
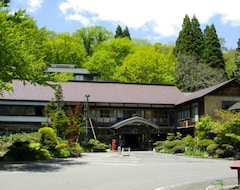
left=0, top=151, right=237, bottom=190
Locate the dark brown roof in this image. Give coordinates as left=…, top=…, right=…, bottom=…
left=1, top=80, right=184, bottom=105
left=176, top=79, right=237, bottom=105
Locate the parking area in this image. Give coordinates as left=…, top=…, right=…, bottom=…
left=0, top=151, right=237, bottom=190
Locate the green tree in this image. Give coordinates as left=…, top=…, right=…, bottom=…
left=123, top=26, right=131, bottom=40
left=191, top=15, right=204, bottom=59
left=213, top=110, right=240, bottom=149
left=43, top=32, right=86, bottom=67
left=0, top=0, right=10, bottom=6
left=174, top=15, right=203, bottom=60
left=115, top=25, right=123, bottom=38
left=115, top=25, right=131, bottom=40
left=0, top=6, right=66, bottom=93
left=74, top=26, right=113, bottom=56
left=224, top=49, right=237, bottom=78
left=43, top=85, right=70, bottom=137
left=195, top=115, right=214, bottom=139
left=201, top=24, right=225, bottom=69
left=234, top=38, right=240, bottom=78
left=113, top=45, right=176, bottom=84
left=84, top=37, right=135, bottom=80
left=175, top=55, right=226, bottom=91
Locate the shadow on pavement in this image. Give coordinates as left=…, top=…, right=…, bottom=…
left=0, top=158, right=87, bottom=173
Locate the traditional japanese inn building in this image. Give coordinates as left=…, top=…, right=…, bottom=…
left=0, top=78, right=240, bottom=150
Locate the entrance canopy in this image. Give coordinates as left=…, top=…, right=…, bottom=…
left=109, top=116, right=160, bottom=129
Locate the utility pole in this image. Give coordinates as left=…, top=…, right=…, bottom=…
left=84, top=94, right=90, bottom=140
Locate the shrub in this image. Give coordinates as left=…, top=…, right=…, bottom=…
left=38, top=127, right=59, bottom=150
left=206, top=144, right=219, bottom=156
left=222, top=144, right=234, bottom=157
left=54, top=148, right=71, bottom=158
left=83, top=139, right=108, bottom=152
left=3, top=141, right=40, bottom=161
left=171, top=145, right=185, bottom=154
left=153, top=141, right=163, bottom=147
left=68, top=142, right=82, bottom=157
left=216, top=148, right=225, bottom=158
left=198, top=139, right=216, bottom=150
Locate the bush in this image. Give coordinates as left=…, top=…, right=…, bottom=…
left=206, top=144, right=219, bottom=155
left=153, top=141, right=163, bottom=147
left=68, top=142, right=82, bottom=157
left=3, top=141, right=40, bottom=161
left=171, top=145, right=185, bottom=154
left=155, top=139, right=185, bottom=153
left=222, top=144, right=234, bottom=157
left=83, top=139, right=108, bottom=152
left=198, top=139, right=215, bottom=149
left=38, top=127, right=59, bottom=150
left=216, top=148, right=225, bottom=158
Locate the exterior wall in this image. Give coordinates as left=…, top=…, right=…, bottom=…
left=204, top=96, right=240, bottom=118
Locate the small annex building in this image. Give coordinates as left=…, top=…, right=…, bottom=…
left=0, top=78, right=240, bottom=150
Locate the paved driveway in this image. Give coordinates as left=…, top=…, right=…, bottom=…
left=0, top=151, right=237, bottom=190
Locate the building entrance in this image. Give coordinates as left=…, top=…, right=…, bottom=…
left=124, top=134, right=139, bottom=150
left=122, top=133, right=152, bottom=150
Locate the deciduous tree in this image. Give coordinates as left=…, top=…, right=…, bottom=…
left=175, top=55, right=226, bottom=92
left=0, top=7, right=50, bottom=93
left=84, top=38, right=135, bottom=80
left=74, top=26, right=113, bottom=56
left=113, top=45, right=176, bottom=84
left=43, top=32, right=86, bottom=67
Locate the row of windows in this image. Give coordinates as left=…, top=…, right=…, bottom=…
left=178, top=103, right=199, bottom=121
left=89, top=109, right=171, bottom=124
left=0, top=106, right=43, bottom=116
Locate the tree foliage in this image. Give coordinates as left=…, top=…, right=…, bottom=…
left=175, top=55, right=226, bottom=91
left=115, top=25, right=131, bottom=40
left=234, top=38, right=240, bottom=79
left=74, top=26, right=113, bottom=57
left=223, top=49, right=237, bottom=78
left=43, top=32, right=86, bottom=67
left=213, top=110, right=240, bottom=148
left=113, top=44, right=176, bottom=84
left=174, top=15, right=203, bottom=60
left=0, top=7, right=51, bottom=93
left=84, top=38, right=135, bottom=80
left=201, top=24, right=225, bottom=69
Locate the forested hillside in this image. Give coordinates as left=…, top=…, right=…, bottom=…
left=1, top=1, right=240, bottom=93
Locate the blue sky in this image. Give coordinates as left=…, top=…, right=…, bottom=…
left=9, top=0, right=240, bottom=50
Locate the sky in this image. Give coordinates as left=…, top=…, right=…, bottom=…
left=9, top=0, right=240, bottom=50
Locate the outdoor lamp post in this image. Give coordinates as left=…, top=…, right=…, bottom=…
left=84, top=94, right=90, bottom=140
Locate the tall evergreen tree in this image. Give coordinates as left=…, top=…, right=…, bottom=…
left=115, top=25, right=131, bottom=40
left=115, top=25, right=123, bottom=38
left=123, top=26, right=131, bottom=40
left=191, top=15, right=204, bottom=59
left=234, top=38, right=240, bottom=78
left=201, top=24, right=225, bottom=69
left=174, top=15, right=193, bottom=57
left=174, top=15, right=203, bottom=60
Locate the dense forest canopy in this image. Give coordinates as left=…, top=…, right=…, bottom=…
left=0, top=2, right=239, bottom=93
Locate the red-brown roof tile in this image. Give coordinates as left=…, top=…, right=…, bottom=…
left=0, top=80, right=184, bottom=105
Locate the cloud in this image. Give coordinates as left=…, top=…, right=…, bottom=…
left=27, top=0, right=43, bottom=12
left=11, top=0, right=43, bottom=13
left=59, top=0, right=240, bottom=38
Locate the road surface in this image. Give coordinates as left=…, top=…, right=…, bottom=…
left=0, top=151, right=237, bottom=190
